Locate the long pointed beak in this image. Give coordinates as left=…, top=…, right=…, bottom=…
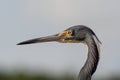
left=17, top=34, right=61, bottom=45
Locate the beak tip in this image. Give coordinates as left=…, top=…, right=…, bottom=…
left=17, top=41, right=29, bottom=45
left=17, top=43, right=23, bottom=45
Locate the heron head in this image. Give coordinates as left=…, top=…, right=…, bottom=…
left=57, top=25, right=96, bottom=43
left=17, top=25, right=100, bottom=45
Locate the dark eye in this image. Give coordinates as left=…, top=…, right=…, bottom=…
left=68, top=31, right=72, bottom=34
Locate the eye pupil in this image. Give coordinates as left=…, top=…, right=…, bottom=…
left=68, top=31, right=72, bottom=34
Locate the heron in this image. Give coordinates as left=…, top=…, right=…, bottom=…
left=17, top=25, right=101, bottom=80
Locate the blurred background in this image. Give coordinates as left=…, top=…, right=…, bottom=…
left=0, top=0, right=120, bottom=80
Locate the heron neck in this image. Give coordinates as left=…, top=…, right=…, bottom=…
left=78, top=37, right=99, bottom=80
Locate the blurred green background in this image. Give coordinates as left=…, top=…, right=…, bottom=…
left=0, top=69, right=120, bottom=80
left=0, top=0, right=120, bottom=80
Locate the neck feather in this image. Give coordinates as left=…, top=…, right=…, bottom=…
left=78, top=35, right=100, bottom=80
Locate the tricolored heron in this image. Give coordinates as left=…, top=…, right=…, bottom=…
left=17, top=25, right=101, bottom=80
